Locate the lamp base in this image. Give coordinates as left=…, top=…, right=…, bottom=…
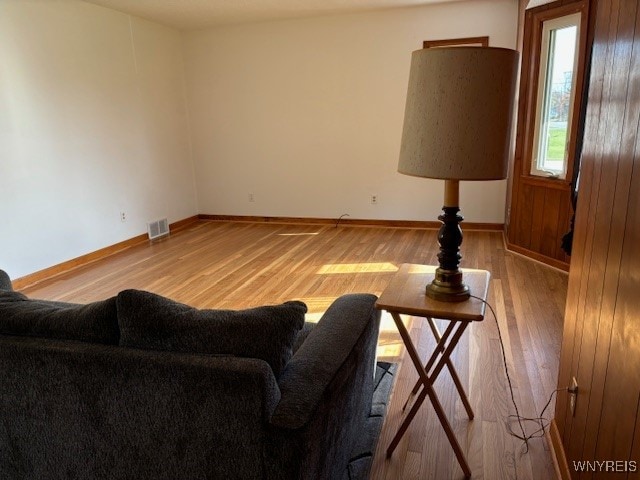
left=425, top=268, right=470, bottom=302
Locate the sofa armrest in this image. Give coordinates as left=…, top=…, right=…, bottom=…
left=269, top=293, right=380, bottom=429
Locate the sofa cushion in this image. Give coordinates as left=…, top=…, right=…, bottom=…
left=293, top=322, right=316, bottom=353
left=0, top=270, right=12, bottom=291
left=0, top=290, right=120, bottom=344
left=116, top=289, right=307, bottom=378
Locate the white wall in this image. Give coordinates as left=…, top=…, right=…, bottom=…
left=183, top=0, right=518, bottom=223
left=0, top=1, right=197, bottom=279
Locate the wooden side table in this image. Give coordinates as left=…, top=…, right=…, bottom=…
left=376, top=263, right=489, bottom=479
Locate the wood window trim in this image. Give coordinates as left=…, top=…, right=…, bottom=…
left=423, top=36, right=489, bottom=48
left=515, top=0, right=590, bottom=188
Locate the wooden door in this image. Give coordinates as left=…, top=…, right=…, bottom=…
left=506, top=0, right=591, bottom=271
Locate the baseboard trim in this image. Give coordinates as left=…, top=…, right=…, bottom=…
left=505, top=242, right=570, bottom=272
left=168, top=215, right=200, bottom=232
left=548, top=419, right=572, bottom=480
left=198, top=214, right=504, bottom=231
left=13, top=216, right=199, bottom=290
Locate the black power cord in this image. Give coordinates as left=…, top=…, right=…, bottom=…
left=335, top=213, right=350, bottom=228
left=470, top=294, right=568, bottom=453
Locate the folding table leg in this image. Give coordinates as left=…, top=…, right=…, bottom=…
left=404, top=317, right=474, bottom=420
left=387, top=312, right=471, bottom=478
left=402, top=321, right=455, bottom=411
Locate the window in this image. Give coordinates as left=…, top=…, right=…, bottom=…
left=531, top=13, right=581, bottom=179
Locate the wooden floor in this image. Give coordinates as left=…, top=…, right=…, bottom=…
left=22, top=221, right=568, bottom=480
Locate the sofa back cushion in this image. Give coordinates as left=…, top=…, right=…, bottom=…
left=0, top=290, right=120, bottom=344
left=0, top=270, right=12, bottom=291
left=116, top=289, right=307, bottom=378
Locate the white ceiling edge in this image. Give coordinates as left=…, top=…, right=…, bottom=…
left=79, top=0, right=470, bottom=31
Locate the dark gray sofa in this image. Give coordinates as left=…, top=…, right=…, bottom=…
left=0, top=270, right=381, bottom=480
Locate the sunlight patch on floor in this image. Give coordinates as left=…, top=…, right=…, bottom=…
left=276, top=232, right=320, bottom=236
left=406, top=264, right=437, bottom=274
left=317, top=262, right=399, bottom=274
left=297, top=296, right=337, bottom=318
left=304, top=312, right=324, bottom=323
left=377, top=311, right=409, bottom=362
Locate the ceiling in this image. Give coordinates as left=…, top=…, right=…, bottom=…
left=80, top=0, right=468, bottom=31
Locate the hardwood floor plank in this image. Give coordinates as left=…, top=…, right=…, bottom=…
left=19, top=221, right=567, bottom=480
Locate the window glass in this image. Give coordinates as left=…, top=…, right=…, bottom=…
left=531, top=13, right=581, bottom=179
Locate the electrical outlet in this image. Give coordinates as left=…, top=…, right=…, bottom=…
left=120, top=212, right=126, bottom=222
left=371, top=195, right=378, bottom=205
left=248, top=193, right=255, bottom=203
left=569, top=376, right=578, bottom=416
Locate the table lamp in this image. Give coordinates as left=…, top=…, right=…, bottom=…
left=398, top=46, right=519, bottom=302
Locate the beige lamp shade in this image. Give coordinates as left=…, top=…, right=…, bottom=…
left=398, top=47, right=519, bottom=181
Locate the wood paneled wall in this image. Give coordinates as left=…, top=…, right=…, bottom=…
left=509, top=181, right=573, bottom=266
left=554, top=0, right=640, bottom=477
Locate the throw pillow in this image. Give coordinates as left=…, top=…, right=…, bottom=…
left=116, top=289, right=307, bottom=378
left=0, top=269, right=12, bottom=291
left=0, top=290, right=120, bottom=344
